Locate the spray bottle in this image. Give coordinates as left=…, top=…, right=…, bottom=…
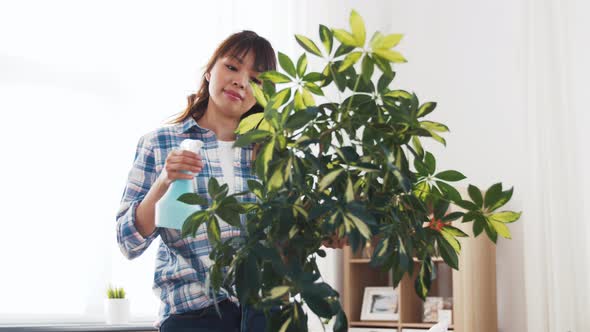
left=155, top=139, right=204, bottom=230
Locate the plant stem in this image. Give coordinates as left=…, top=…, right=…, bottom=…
left=346, top=74, right=362, bottom=114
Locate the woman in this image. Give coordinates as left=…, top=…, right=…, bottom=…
left=116, top=30, right=276, bottom=331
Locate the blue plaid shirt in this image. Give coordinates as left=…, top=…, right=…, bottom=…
left=116, top=117, right=257, bottom=328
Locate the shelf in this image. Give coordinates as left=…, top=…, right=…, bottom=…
left=349, top=258, right=371, bottom=263
left=347, top=321, right=455, bottom=331
left=342, top=190, right=499, bottom=332
left=402, top=322, right=454, bottom=329
left=349, top=321, right=399, bottom=328
left=350, top=257, right=444, bottom=264
left=412, top=257, right=444, bottom=263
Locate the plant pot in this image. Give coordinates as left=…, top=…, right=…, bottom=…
left=104, top=298, right=130, bottom=324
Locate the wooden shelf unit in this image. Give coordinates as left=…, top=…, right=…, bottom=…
left=342, top=213, right=497, bottom=332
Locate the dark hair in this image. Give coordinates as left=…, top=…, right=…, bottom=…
left=171, top=30, right=276, bottom=124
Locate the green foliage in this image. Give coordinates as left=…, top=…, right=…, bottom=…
left=106, top=285, right=126, bottom=299
left=179, top=10, right=522, bottom=331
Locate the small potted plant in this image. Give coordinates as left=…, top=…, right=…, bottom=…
left=104, top=285, right=130, bottom=324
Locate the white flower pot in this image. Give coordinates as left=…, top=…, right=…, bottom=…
left=104, top=298, right=130, bottom=324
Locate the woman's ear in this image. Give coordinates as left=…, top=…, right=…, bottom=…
left=205, top=72, right=211, bottom=82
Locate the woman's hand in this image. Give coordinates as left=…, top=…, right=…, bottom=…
left=158, top=150, right=204, bottom=188
left=135, top=149, right=204, bottom=237
left=322, top=234, right=349, bottom=249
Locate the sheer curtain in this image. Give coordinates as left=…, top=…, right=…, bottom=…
left=523, top=0, right=590, bottom=331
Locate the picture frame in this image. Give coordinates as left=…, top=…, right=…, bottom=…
left=438, top=309, right=453, bottom=324
left=360, top=286, right=399, bottom=321
left=422, top=296, right=443, bottom=322
left=423, top=296, right=453, bottom=323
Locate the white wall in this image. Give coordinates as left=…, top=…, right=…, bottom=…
left=388, top=2, right=528, bottom=331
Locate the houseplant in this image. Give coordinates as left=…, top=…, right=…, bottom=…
left=104, top=285, right=130, bottom=325
left=178, top=10, right=521, bottom=331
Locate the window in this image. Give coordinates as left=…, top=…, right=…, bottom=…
left=0, top=0, right=283, bottom=323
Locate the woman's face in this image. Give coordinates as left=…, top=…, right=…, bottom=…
left=205, top=50, right=262, bottom=119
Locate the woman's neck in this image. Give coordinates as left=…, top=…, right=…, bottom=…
left=197, top=105, right=239, bottom=141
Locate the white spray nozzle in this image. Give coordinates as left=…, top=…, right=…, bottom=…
left=180, top=139, right=204, bottom=154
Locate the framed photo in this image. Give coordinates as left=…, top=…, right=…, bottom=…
left=360, top=286, right=399, bottom=321
left=438, top=309, right=453, bottom=324
left=423, top=296, right=443, bottom=322
left=423, top=296, right=453, bottom=322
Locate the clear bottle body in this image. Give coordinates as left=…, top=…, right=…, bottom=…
left=154, top=177, right=201, bottom=230
left=154, top=139, right=203, bottom=230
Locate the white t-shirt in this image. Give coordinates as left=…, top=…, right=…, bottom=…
left=215, top=140, right=235, bottom=229
left=217, top=140, right=235, bottom=194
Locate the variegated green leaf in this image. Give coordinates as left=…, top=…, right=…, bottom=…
left=421, top=121, right=450, bottom=132
left=259, top=71, right=292, bottom=84
left=468, top=185, right=484, bottom=208
left=333, top=29, right=358, bottom=47
left=304, top=82, right=324, bottom=96
left=372, top=33, right=403, bottom=49
left=489, top=211, right=522, bottom=223
left=295, top=34, right=323, bottom=56
left=441, top=228, right=461, bottom=252
left=267, top=286, right=290, bottom=300
left=417, top=102, right=437, bottom=117
left=296, top=53, right=308, bottom=78
left=302, top=88, right=315, bottom=106
left=414, top=181, right=430, bottom=200
left=361, top=55, right=374, bottom=82
left=384, top=89, right=412, bottom=99
left=345, top=177, right=354, bottom=202
left=319, top=169, right=344, bottom=191
left=345, top=212, right=371, bottom=239
left=279, top=317, right=292, bottom=332
left=369, top=32, right=384, bottom=49
left=488, top=187, right=514, bottom=211
left=319, top=24, right=333, bottom=54
left=268, top=164, right=286, bottom=191
left=412, top=136, right=425, bottom=158
left=178, top=193, right=208, bottom=205
left=236, top=112, right=264, bottom=134
left=250, top=82, right=267, bottom=108
left=294, top=89, right=306, bottom=110
left=207, top=216, right=221, bottom=244
left=302, top=72, right=324, bottom=82
left=435, top=170, right=466, bottom=182
left=278, top=52, right=296, bottom=77
left=350, top=10, right=366, bottom=46
left=234, top=130, right=272, bottom=148
left=259, top=137, right=275, bottom=177
left=490, top=219, right=511, bottom=239
left=424, top=129, right=447, bottom=146
left=338, top=51, right=362, bottom=72
left=441, top=225, right=469, bottom=237
left=373, top=49, right=407, bottom=63
left=269, top=88, right=292, bottom=110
